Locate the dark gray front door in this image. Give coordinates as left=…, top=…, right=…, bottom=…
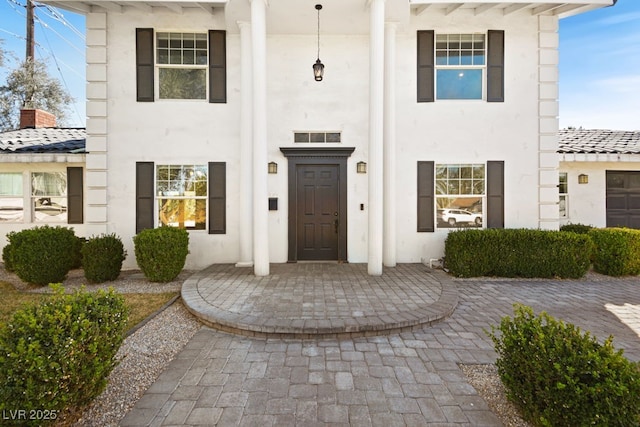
left=606, top=171, right=640, bottom=228
left=296, top=165, right=339, bottom=260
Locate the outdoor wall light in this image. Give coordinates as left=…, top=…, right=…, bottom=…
left=268, top=162, right=278, bottom=174
left=357, top=161, right=367, bottom=174
left=312, top=4, right=325, bottom=81
left=578, top=174, right=588, bottom=184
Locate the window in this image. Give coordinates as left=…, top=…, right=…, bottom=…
left=156, top=165, right=207, bottom=230
left=417, top=30, right=504, bottom=103
left=436, top=34, right=485, bottom=100
left=559, top=172, right=568, bottom=218
left=136, top=29, right=226, bottom=103
left=294, top=132, right=342, bottom=143
left=32, top=172, right=67, bottom=222
left=157, top=33, right=208, bottom=100
left=0, top=173, right=23, bottom=222
left=136, top=162, right=225, bottom=234
left=436, top=164, right=484, bottom=228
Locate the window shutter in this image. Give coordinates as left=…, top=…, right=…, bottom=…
left=208, top=162, right=226, bottom=234
left=486, top=160, right=504, bottom=228
left=136, top=28, right=154, bottom=102
left=67, top=167, right=83, bottom=224
left=417, top=30, right=435, bottom=103
left=417, top=161, right=435, bottom=232
left=136, top=162, right=155, bottom=233
left=209, top=30, right=227, bottom=103
left=487, top=30, right=505, bottom=103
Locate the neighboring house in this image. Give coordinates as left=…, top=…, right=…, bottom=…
left=10, top=0, right=614, bottom=275
left=559, top=128, right=640, bottom=229
left=0, top=109, right=87, bottom=241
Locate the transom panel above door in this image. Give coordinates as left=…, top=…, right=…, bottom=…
left=281, top=147, right=355, bottom=263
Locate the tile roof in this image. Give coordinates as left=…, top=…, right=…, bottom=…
left=0, top=128, right=86, bottom=154
left=558, top=129, right=640, bottom=154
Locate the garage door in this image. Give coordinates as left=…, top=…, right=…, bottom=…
left=606, top=171, right=640, bottom=228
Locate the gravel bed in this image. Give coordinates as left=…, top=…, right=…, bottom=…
left=461, top=364, right=532, bottom=427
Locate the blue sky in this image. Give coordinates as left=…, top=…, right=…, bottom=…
left=0, top=0, right=638, bottom=130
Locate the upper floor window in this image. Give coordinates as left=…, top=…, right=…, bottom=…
left=435, top=34, right=485, bottom=100
left=157, top=32, right=208, bottom=100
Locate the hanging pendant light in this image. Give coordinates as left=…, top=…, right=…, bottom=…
left=313, top=4, right=324, bottom=81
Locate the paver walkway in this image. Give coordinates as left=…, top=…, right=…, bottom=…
left=122, top=265, right=640, bottom=426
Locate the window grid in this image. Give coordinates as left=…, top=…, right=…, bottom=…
left=156, top=32, right=208, bottom=100
left=435, top=164, right=485, bottom=229
left=156, top=165, right=208, bottom=230
left=435, top=33, right=486, bottom=100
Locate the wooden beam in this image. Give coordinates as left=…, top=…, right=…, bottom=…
left=474, top=3, right=496, bottom=15
left=503, top=3, right=532, bottom=15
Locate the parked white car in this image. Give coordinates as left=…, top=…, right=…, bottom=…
left=437, top=208, right=482, bottom=227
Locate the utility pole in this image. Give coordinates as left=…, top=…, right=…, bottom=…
left=26, top=0, right=35, bottom=60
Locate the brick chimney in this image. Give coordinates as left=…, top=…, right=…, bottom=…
left=20, top=109, right=57, bottom=129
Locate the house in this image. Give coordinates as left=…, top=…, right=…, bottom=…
left=4, top=0, right=615, bottom=276
left=0, top=109, right=86, bottom=234
left=559, top=128, right=640, bottom=229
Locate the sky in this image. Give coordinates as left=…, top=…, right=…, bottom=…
left=0, top=0, right=638, bottom=130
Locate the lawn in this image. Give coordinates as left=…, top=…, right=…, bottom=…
left=0, top=281, right=178, bottom=332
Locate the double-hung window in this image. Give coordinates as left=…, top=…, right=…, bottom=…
left=435, top=34, right=485, bottom=100
left=136, top=28, right=226, bottom=103
left=156, top=164, right=207, bottom=230
left=435, top=164, right=485, bottom=228
left=157, top=33, right=208, bottom=100
left=417, top=30, right=504, bottom=102
left=31, top=172, right=67, bottom=223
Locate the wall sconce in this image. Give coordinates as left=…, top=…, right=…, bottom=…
left=268, top=162, right=278, bottom=174
left=357, top=161, right=367, bottom=174
left=578, top=174, right=588, bottom=184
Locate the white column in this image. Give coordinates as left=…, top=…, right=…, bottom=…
left=236, top=21, right=254, bottom=268
left=250, top=0, right=269, bottom=276
left=383, top=22, right=397, bottom=268
left=368, top=0, right=385, bottom=276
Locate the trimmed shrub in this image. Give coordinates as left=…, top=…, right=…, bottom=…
left=133, top=226, right=189, bottom=282
left=444, top=228, right=592, bottom=278
left=71, top=236, right=87, bottom=270
left=2, top=239, right=16, bottom=272
left=6, top=226, right=78, bottom=285
left=560, top=223, right=594, bottom=234
left=488, top=304, right=640, bottom=426
left=589, top=228, right=640, bottom=276
left=0, top=285, right=129, bottom=425
left=82, top=234, right=126, bottom=283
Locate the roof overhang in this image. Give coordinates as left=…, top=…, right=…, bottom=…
left=0, top=153, right=86, bottom=163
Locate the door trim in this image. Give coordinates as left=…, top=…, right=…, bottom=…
left=280, top=147, right=355, bottom=262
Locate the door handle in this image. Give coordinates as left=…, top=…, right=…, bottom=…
left=334, top=218, right=339, bottom=234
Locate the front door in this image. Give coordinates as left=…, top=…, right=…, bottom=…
left=296, top=165, right=340, bottom=260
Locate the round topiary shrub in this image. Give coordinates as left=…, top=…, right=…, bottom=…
left=82, top=234, right=127, bottom=283
left=133, top=226, right=189, bottom=282
left=2, top=239, right=16, bottom=272
left=0, top=285, right=129, bottom=424
left=6, top=226, right=78, bottom=285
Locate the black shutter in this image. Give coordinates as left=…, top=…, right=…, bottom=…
left=487, top=30, right=505, bottom=103
left=136, top=162, right=155, bottom=233
left=67, top=167, right=83, bottom=224
left=417, top=30, right=435, bottom=103
left=136, top=28, right=154, bottom=102
left=417, top=161, right=435, bottom=232
left=208, top=162, right=226, bottom=234
left=209, top=30, right=227, bottom=103
left=486, top=161, right=504, bottom=228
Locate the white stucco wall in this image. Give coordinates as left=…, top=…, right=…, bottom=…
left=89, top=6, right=555, bottom=270
left=560, top=159, right=640, bottom=228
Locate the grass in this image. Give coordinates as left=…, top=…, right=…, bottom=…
left=0, top=281, right=178, bottom=332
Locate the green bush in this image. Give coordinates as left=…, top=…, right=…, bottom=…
left=2, top=240, right=16, bottom=272
left=488, top=304, right=640, bottom=426
left=133, top=226, right=189, bottom=282
left=444, top=229, right=592, bottom=278
left=560, top=223, right=594, bottom=234
left=82, top=234, right=126, bottom=283
left=589, top=228, right=640, bottom=276
left=5, top=226, right=78, bottom=285
left=0, top=285, right=129, bottom=425
left=71, top=236, right=86, bottom=270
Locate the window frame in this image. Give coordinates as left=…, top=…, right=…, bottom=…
left=435, top=163, right=486, bottom=229
left=559, top=172, right=568, bottom=218
left=435, top=33, right=486, bottom=101
left=155, top=32, right=209, bottom=101
left=0, top=172, right=24, bottom=223
left=155, top=164, right=208, bottom=230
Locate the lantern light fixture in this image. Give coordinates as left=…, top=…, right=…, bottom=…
left=268, top=161, right=278, bottom=174
left=313, top=4, right=325, bottom=81
left=357, top=161, right=367, bottom=174
left=578, top=174, right=588, bottom=184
